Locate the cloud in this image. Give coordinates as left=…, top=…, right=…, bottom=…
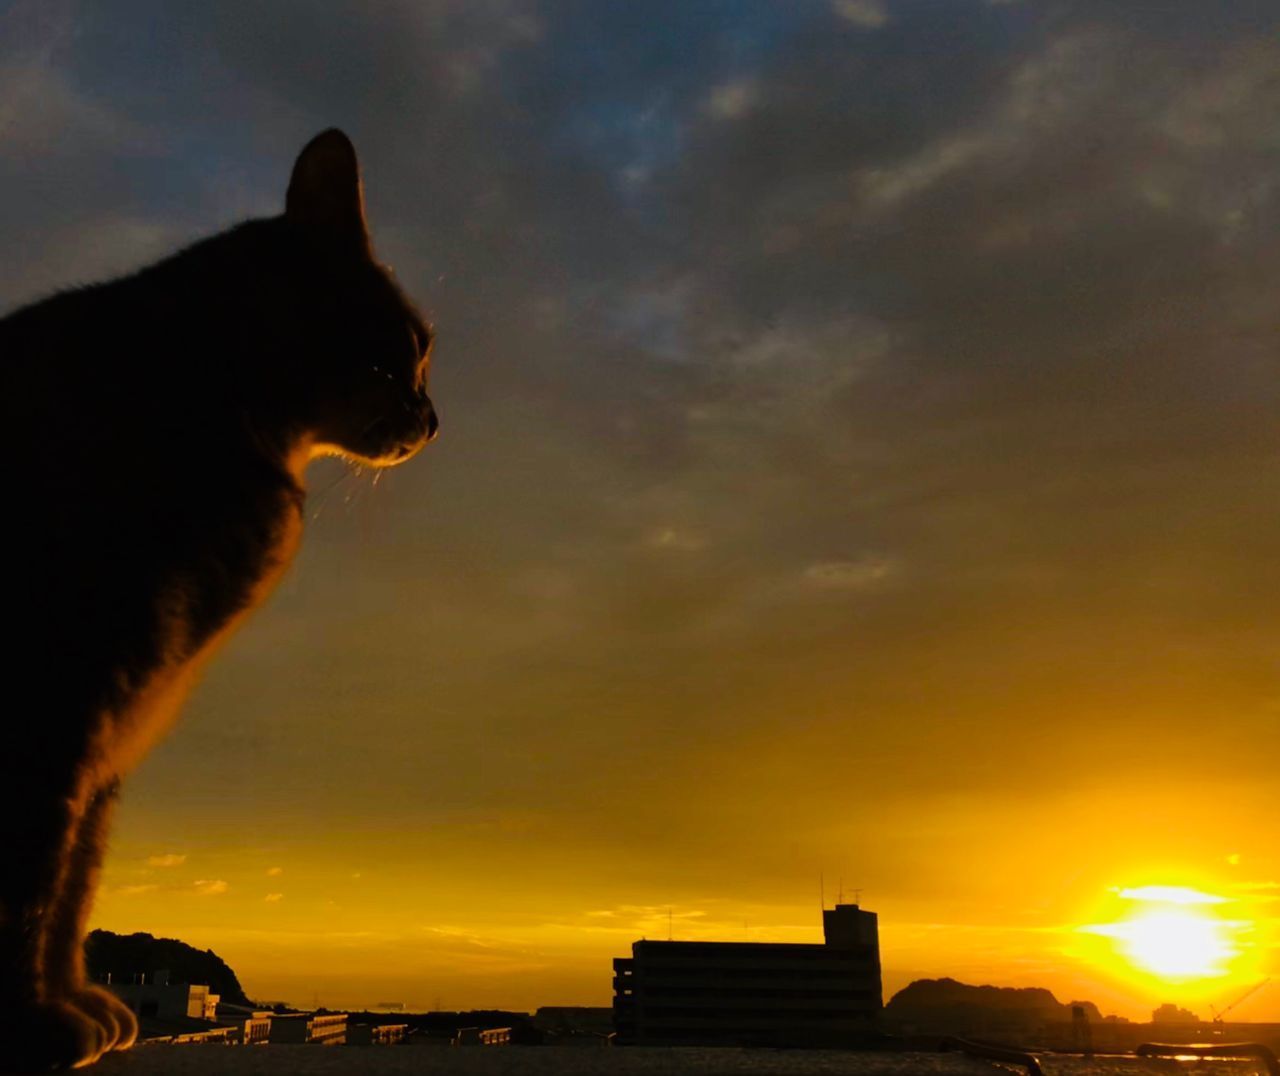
left=0, top=61, right=150, bottom=160
left=644, top=527, right=707, bottom=552
left=114, top=884, right=159, bottom=897
left=145, top=853, right=187, bottom=868
left=1117, top=885, right=1227, bottom=905
left=192, top=879, right=229, bottom=896
left=266, top=866, right=284, bottom=877
left=831, top=0, right=889, bottom=29
left=803, top=557, right=898, bottom=591
left=264, top=892, right=284, bottom=903
left=704, top=80, right=758, bottom=121
left=582, top=905, right=708, bottom=925
left=412, top=926, right=551, bottom=972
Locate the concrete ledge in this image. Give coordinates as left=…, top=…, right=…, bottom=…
left=94, top=1044, right=997, bottom=1074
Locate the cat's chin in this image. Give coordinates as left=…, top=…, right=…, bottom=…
left=310, top=436, right=430, bottom=469
left=367, top=438, right=429, bottom=467
left=308, top=397, right=439, bottom=470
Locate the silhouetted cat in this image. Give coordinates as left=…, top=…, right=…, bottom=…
left=0, top=130, right=437, bottom=1071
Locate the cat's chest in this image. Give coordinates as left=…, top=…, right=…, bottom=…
left=22, top=456, right=306, bottom=687
left=157, top=480, right=305, bottom=658
left=103, top=498, right=302, bottom=770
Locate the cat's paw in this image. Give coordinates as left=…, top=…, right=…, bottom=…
left=67, top=984, right=138, bottom=1053
left=0, top=998, right=109, bottom=1071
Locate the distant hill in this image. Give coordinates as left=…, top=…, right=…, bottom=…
left=85, top=930, right=250, bottom=1006
left=884, top=977, right=1102, bottom=1035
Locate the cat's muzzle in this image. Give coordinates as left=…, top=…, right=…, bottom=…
left=376, top=389, right=438, bottom=464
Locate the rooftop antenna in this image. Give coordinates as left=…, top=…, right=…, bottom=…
left=853, top=888, right=863, bottom=905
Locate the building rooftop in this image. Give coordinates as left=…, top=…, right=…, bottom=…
left=626, top=940, right=872, bottom=956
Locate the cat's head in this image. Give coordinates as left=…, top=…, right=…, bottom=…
left=277, top=129, right=438, bottom=468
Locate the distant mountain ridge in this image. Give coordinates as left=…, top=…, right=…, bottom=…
left=884, top=977, right=1102, bottom=1033
left=85, top=929, right=251, bottom=1006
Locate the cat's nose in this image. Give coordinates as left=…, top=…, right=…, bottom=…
left=424, top=397, right=439, bottom=442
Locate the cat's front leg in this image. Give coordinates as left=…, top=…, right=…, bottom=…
left=0, top=1001, right=107, bottom=1072
left=0, top=776, right=112, bottom=1071
left=41, top=782, right=138, bottom=1055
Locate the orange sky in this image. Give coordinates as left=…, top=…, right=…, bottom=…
left=5, top=0, right=1280, bottom=1020
left=95, top=732, right=1280, bottom=1017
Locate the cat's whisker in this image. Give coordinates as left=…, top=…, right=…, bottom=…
left=308, top=466, right=360, bottom=521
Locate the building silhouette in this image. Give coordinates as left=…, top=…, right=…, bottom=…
left=612, top=903, right=882, bottom=1047
left=107, top=969, right=219, bottom=1022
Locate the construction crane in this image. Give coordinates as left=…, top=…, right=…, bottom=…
left=1209, top=978, right=1270, bottom=1024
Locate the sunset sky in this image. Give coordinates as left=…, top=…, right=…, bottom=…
left=4, top=0, right=1280, bottom=1020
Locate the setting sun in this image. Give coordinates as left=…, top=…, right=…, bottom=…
left=1098, top=909, right=1235, bottom=978
left=1079, top=885, right=1249, bottom=987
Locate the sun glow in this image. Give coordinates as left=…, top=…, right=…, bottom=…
left=1116, top=886, right=1227, bottom=907
left=1080, top=885, right=1246, bottom=983
left=1091, top=909, right=1235, bottom=978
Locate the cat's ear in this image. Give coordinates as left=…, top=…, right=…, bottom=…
left=286, top=129, right=370, bottom=253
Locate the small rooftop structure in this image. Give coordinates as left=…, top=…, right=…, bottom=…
left=267, top=1011, right=348, bottom=1045
left=347, top=1023, right=408, bottom=1046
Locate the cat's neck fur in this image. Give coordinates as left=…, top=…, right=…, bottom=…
left=5, top=217, right=320, bottom=486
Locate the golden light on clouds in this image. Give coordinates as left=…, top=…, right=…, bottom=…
left=1115, top=886, right=1227, bottom=906
left=192, top=879, right=230, bottom=897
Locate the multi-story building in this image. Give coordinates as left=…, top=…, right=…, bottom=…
left=612, top=903, right=881, bottom=1047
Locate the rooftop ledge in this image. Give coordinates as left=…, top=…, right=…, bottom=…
left=94, top=1044, right=996, bottom=1075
